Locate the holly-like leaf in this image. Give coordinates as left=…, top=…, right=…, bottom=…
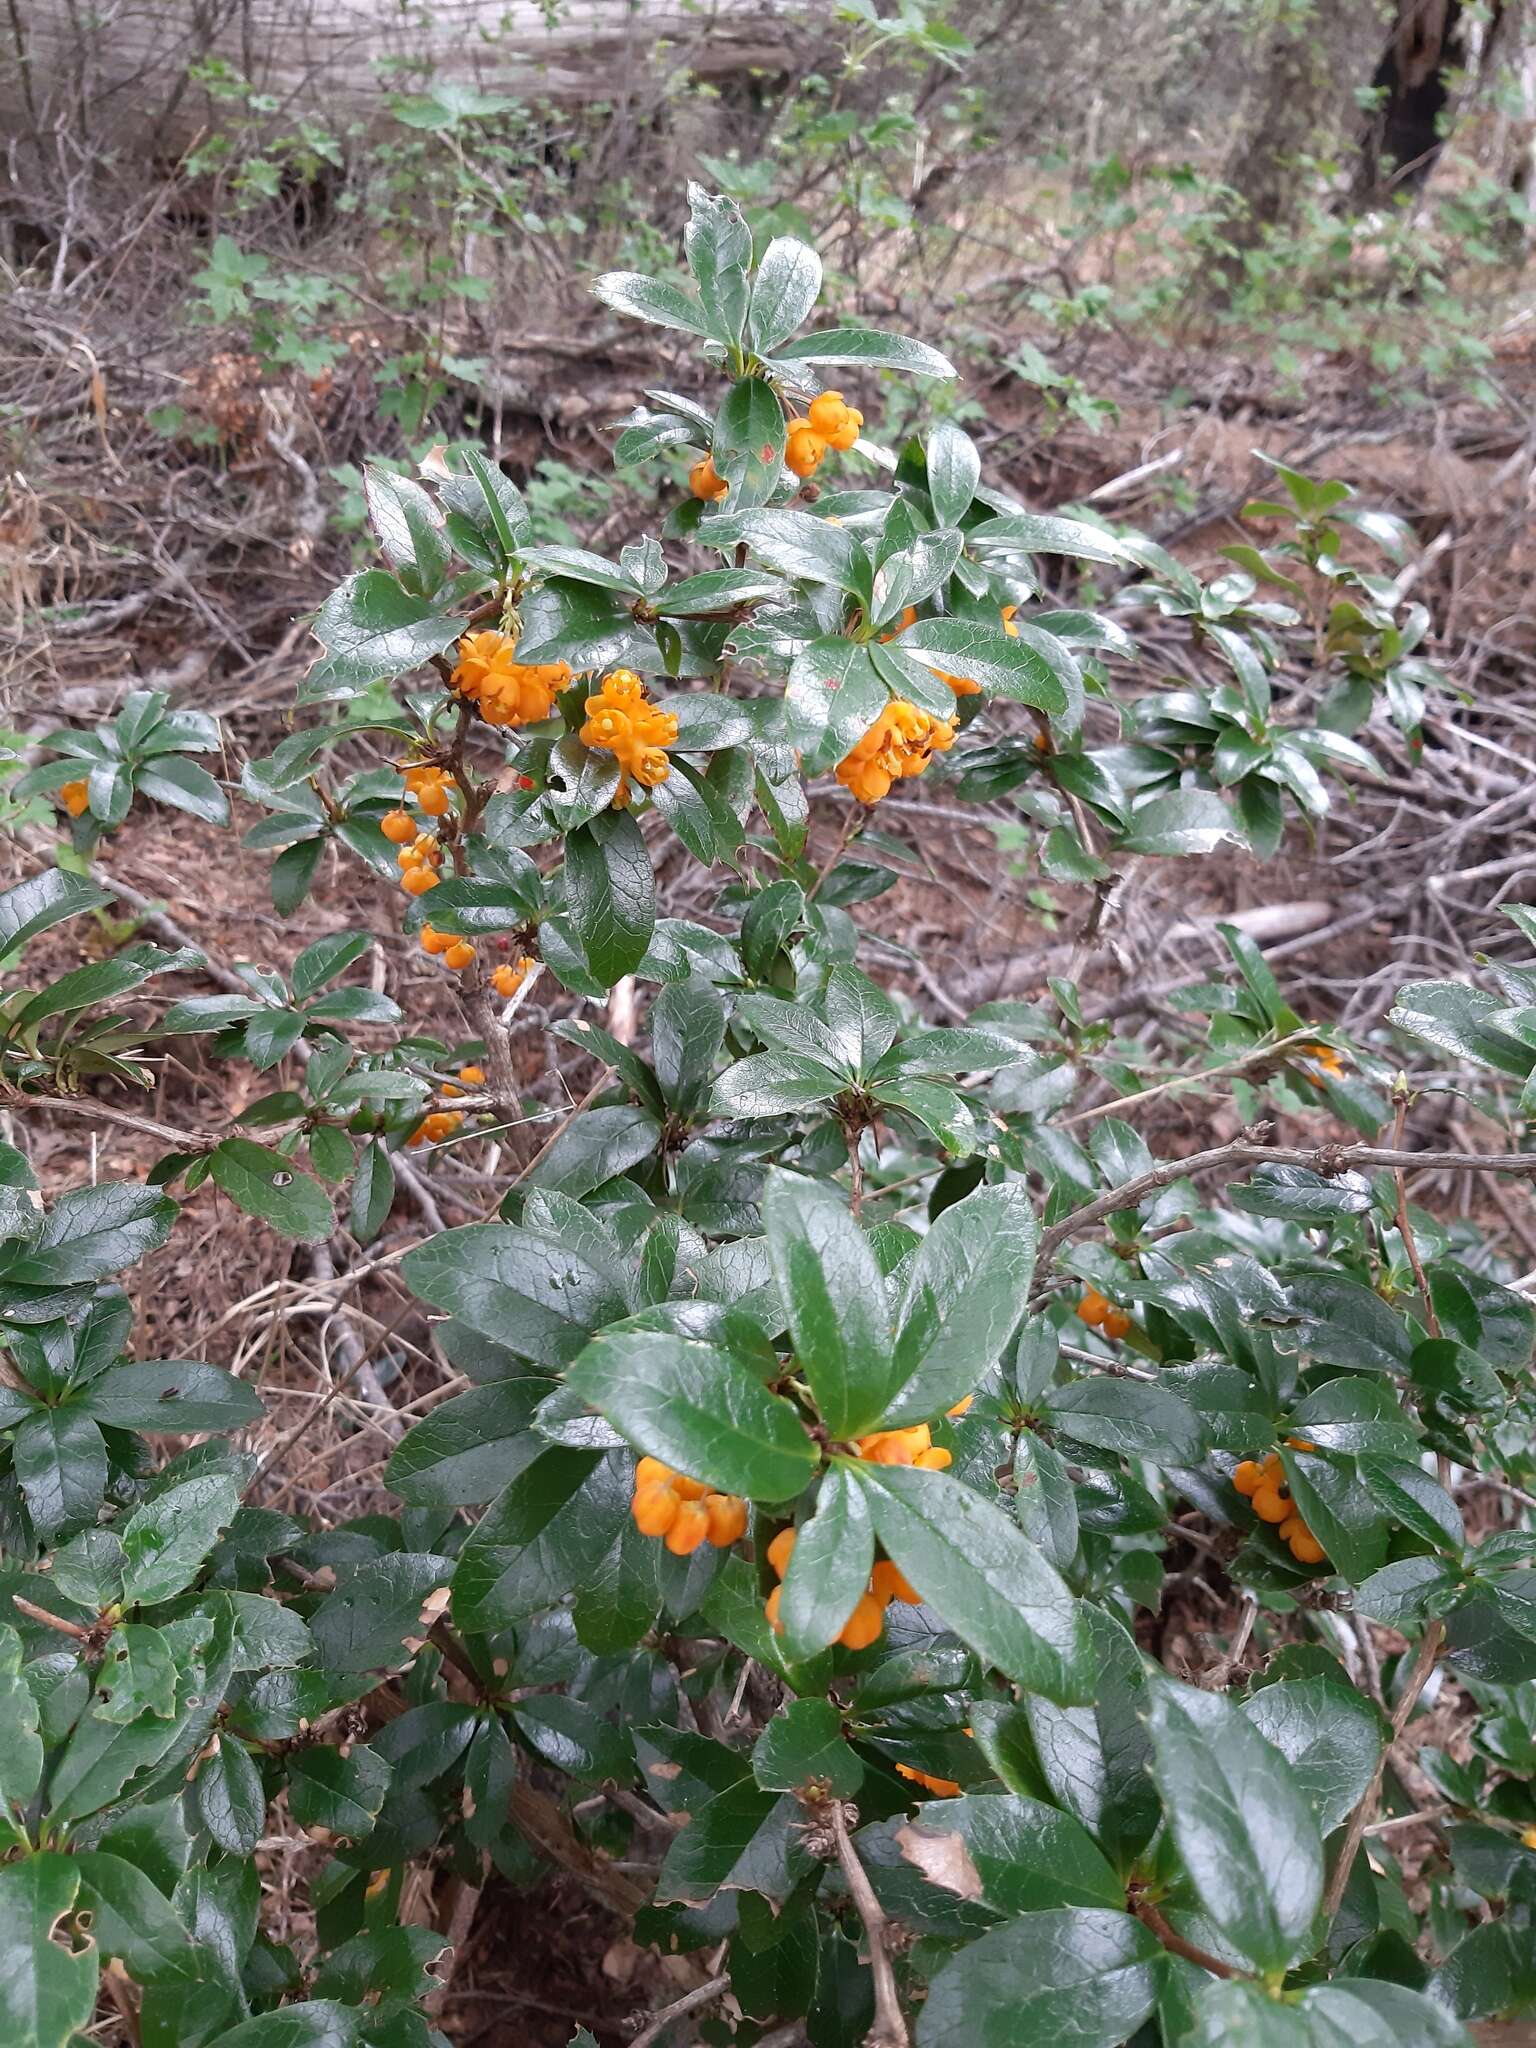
left=303, top=570, right=462, bottom=700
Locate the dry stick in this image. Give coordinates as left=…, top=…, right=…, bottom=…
left=629, top=1972, right=731, bottom=2048
left=830, top=1799, right=909, bottom=2048
left=1035, top=1128, right=1536, bottom=1271
left=1323, top=1617, right=1446, bottom=1920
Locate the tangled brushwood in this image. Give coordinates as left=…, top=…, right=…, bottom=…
left=6, top=186, right=1536, bottom=2048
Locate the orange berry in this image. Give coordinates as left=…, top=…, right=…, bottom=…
left=1232, top=1460, right=1264, bottom=1498
left=633, top=1480, right=680, bottom=1537
left=1286, top=1437, right=1317, bottom=1454
left=1076, top=1289, right=1110, bottom=1328
left=825, top=409, right=862, bottom=452
left=765, top=1585, right=784, bottom=1634
left=665, top=1500, right=710, bottom=1556
left=1252, top=1486, right=1291, bottom=1525
left=1278, top=1515, right=1307, bottom=1543
left=1289, top=1531, right=1326, bottom=1567
left=58, top=778, right=90, bottom=818
left=915, top=1446, right=952, bottom=1470
left=688, top=454, right=728, bottom=502
left=670, top=1473, right=707, bottom=1503
left=704, top=1494, right=748, bottom=1547
left=402, top=867, right=439, bottom=896
left=417, top=780, right=451, bottom=818
left=458, top=1065, right=485, bottom=1086
left=838, top=1593, right=885, bottom=1651
left=419, top=924, right=452, bottom=956
left=870, top=1561, right=920, bottom=1606
left=766, top=1528, right=796, bottom=1579
left=1100, top=1309, right=1132, bottom=1341
left=491, top=963, right=522, bottom=998
left=381, top=809, right=417, bottom=843
left=785, top=425, right=825, bottom=478
left=636, top=1456, right=671, bottom=1489
left=1262, top=1453, right=1285, bottom=1483
left=947, top=1396, right=974, bottom=1419
left=443, top=941, right=476, bottom=972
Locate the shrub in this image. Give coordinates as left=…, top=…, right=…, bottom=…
left=4, top=186, right=1533, bottom=2048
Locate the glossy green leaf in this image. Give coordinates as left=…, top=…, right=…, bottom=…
left=1146, top=1671, right=1323, bottom=1971
left=208, top=1140, right=333, bottom=1244
left=883, top=1183, right=1036, bottom=1423
left=0, top=1859, right=97, bottom=2048
left=566, top=1320, right=817, bottom=1501
left=855, top=1464, right=1090, bottom=1702
left=120, top=1473, right=241, bottom=1606
left=564, top=811, right=655, bottom=985
left=764, top=1169, right=891, bottom=1437
left=777, top=1466, right=875, bottom=1661
left=915, top=1907, right=1161, bottom=2048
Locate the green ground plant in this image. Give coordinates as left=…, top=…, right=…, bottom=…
left=5, top=187, right=1536, bottom=2048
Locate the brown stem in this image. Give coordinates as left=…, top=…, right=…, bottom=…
left=1035, top=1127, right=1536, bottom=1271
left=830, top=1799, right=909, bottom=2048
left=1132, top=1898, right=1239, bottom=1980
left=1390, top=1090, right=1441, bottom=1341
left=846, top=1123, right=865, bottom=1220
left=12, top=1595, right=92, bottom=1641
left=9, top=1093, right=218, bottom=1150
left=1323, top=1618, right=1445, bottom=1920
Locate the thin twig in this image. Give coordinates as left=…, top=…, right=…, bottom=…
left=629, top=1972, right=730, bottom=2048
left=1389, top=1088, right=1441, bottom=1341
left=1036, top=1126, right=1536, bottom=1269
left=1054, top=1028, right=1319, bottom=1130
left=1323, top=1618, right=1445, bottom=1920
left=6, top=1092, right=218, bottom=1149
left=1132, top=1897, right=1239, bottom=1979
left=829, top=1798, right=909, bottom=2048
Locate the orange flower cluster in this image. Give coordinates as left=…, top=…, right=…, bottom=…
left=835, top=699, right=955, bottom=806
left=1233, top=1447, right=1327, bottom=1568
left=688, top=454, right=728, bottom=503
left=451, top=630, right=571, bottom=729
left=578, top=670, right=678, bottom=808
left=59, top=779, right=89, bottom=818
left=1077, top=1289, right=1132, bottom=1342
left=416, top=922, right=474, bottom=972
left=396, top=831, right=444, bottom=901
left=491, top=954, right=537, bottom=1000
left=630, top=1458, right=749, bottom=1556
left=855, top=1423, right=952, bottom=1471
left=785, top=390, right=862, bottom=480
left=408, top=1108, right=463, bottom=1149
left=1299, top=1041, right=1346, bottom=1086
left=764, top=1527, right=921, bottom=1651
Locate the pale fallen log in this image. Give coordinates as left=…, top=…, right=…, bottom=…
left=7, top=0, right=814, bottom=154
